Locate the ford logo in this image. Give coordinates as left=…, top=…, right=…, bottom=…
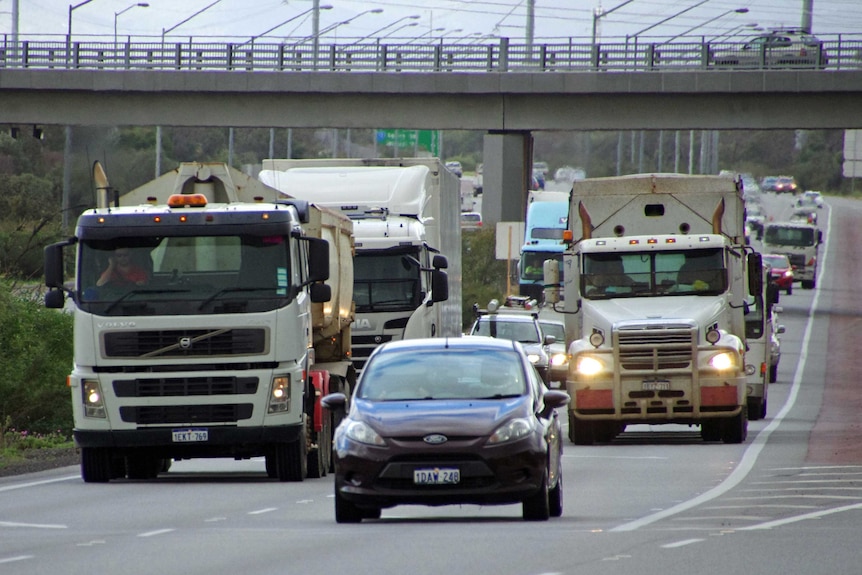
left=423, top=434, right=448, bottom=445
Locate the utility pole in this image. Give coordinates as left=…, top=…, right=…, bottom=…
left=801, top=0, right=814, bottom=33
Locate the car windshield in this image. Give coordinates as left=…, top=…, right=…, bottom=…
left=763, top=255, right=790, bottom=269
left=539, top=321, right=565, bottom=342
left=357, top=348, right=527, bottom=401
left=764, top=226, right=816, bottom=247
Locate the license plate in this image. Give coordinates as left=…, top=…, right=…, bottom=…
left=172, top=428, right=208, bottom=442
left=413, top=468, right=460, bottom=485
left=642, top=380, right=670, bottom=391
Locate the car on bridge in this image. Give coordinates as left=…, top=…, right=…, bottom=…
left=712, top=30, right=829, bottom=69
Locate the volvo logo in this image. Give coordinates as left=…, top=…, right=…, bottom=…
left=178, top=337, right=192, bottom=350
left=423, top=434, right=448, bottom=445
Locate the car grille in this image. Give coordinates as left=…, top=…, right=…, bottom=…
left=103, top=328, right=266, bottom=358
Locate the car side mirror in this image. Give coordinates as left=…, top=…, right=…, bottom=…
left=320, top=392, right=347, bottom=413
left=539, top=389, right=570, bottom=418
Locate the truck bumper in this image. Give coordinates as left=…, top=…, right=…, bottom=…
left=74, top=425, right=303, bottom=458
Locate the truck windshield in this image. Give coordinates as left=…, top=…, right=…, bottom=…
left=77, top=234, right=295, bottom=316
left=764, top=226, right=816, bottom=247
left=582, top=248, right=727, bottom=299
left=354, top=250, right=421, bottom=312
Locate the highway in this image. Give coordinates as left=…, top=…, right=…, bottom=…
left=2, top=189, right=860, bottom=575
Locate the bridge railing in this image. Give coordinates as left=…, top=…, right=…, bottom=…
left=1, top=34, right=860, bottom=72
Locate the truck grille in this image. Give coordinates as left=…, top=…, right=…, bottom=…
left=119, top=403, right=254, bottom=424
left=113, top=377, right=259, bottom=397
left=104, top=328, right=266, bottom=358
left=786, top=253, right=806, bottom=267
left=616, top=325, right=696, bottom=371
left=351, top=335, right=394, bottom=372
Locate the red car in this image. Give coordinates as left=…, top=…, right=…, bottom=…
left=762, top=253, right=794, bottom=295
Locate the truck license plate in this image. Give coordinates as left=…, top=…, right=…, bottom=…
left=172, top=428, right=208, bottom=442
left=414, top=468, right=460, bottom=485
left=642, top=380, right=670, bottom=391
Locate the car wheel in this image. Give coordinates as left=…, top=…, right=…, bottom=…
left=334, top=485, right=364, bottom=524
left=548, top=467, right=564, bottom=518
left=787, top=284, right=792, bottom=295
left=522, top=472, right=550, bottom=521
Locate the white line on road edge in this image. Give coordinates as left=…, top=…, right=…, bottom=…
left=611, top=205, right=833, bottom=533
left=248, top=508, right=278, bottom=515
left=661, top=538, right=705, bottom=548
left=0, top=556, right=33, bottom=564
left=138, top=528, right=176, bottom=537
left=0, top=521, right=66, bottom=529
left=0, top=475, right=79, bottom=493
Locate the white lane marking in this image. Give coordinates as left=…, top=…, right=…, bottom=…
left=138, top=528, right=175, bottom=537
left=248, top=508, right=277, bottom=515
left=661, top=538, right=704, bottom=548
left=564, top=454, right=668, bottom=460
left=610, top=205, right=833, bottom=533
left=0, top=556, right=33, bottom=564
left=740, top=502, right=862, bottom=530
left=0, top=521, right=66, bottom=529
left=0, top=475, right=79, bottom=493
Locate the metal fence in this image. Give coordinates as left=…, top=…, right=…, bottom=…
left=1, top=34, right=860, bottom=72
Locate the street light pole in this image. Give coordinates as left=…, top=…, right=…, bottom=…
left=161, top=0, right=222, bottom=43
left=627, top=0, right=711, bottom=39
left=592, top=0, right=638, bottom=46
left=347, top=14, right=420, bottom=46
left=662, top=8, right=749, bottom=44
left=406, top=27, right=445, bottom=44
left=114, top=3, right=149, bottom=49
left=243, top=4, right=332, bottom=46
left=310, top=8, right=384, bottom=68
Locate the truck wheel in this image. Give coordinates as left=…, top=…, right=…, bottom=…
left=721, top=409, right=748, bottom=444
left=307, top=415, right=331, bottom=479
left=769, top=364, right=778, bottom=384
left=700, top=420, right=722, bottom=442
left=274, top=431, right=307, bottom=482
left=786, top=284, right=792, bottom=295
left=126, top=455, right=161, bottom=479
left=335, top=485, right=363, bottom=524
left=747, top=397, right=764, bottom=421
left=571, top=417, right=596, bottom=446
left=81, top=447, right=111, bottom=483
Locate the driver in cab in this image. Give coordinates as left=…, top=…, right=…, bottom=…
left=97, top=248, right=149, bottom=287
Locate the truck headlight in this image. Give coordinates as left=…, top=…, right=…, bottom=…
left=709, top=352, right=736, bottom=371
left=551, top=353, right=569, bottom=367
left=268, top=375, right=290, bottom=413
left=82, top=379, right=106, bottom=418
left=576, top=355, right=603, bottom=376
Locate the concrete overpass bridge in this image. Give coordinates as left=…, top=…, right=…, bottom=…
left=2, top=35, right=862, bottom=225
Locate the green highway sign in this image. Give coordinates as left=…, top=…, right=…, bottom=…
left=376, top=129, right=439, bottom=156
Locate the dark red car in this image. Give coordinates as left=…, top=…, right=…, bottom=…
left=763, top=253, right=794, bottom=295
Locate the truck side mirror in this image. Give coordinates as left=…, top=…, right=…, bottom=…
left=432, top=254, right=448, bottom=270
left=44, top=241, right=68, bottom=289
left=543, top=259, right=560, bottom=304
left=305, top=237, right=330, bottom=284
left=747, top=252, right=763, bottom=297
left=310, top=282, right=331, bottom=303
left=431, top=269, right=449, bottom=303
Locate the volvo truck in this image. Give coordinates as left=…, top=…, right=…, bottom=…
left=44, top=162, right=355, bottom=482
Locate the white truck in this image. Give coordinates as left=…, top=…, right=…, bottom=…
left=258, top=158, right=462, bottom=372
left=44, top=162, right=355, bottom=482
left=544, top=173, right=761, bottom=445
left=762, top=221, right=822, bottom=289
left=743, top=267, right=783, bottom=420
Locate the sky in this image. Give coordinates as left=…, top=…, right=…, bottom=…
left=2, top=0, right=861, bottom=43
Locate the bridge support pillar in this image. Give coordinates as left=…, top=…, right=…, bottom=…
left=481, top=131, right=533, bottom=228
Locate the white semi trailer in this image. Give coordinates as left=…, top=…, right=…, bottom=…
left=259, top=158, right=462, bottom=372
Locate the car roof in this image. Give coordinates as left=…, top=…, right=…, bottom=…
left=372, top=335, right=521, bottom=354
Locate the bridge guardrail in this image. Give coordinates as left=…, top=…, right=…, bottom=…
left=1, top=35, right=861, bottom=73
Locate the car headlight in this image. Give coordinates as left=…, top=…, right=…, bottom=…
left=551, top=353, right=569, bottom=367
left=576, top=355, right=603, bottom=376
left=343, top=420, right=386, bottom=446
left=709, top=352, right=736, bottom=371
left=527, top=353, right=541, bottom=364
left=488, top=418, right=534, bottom=444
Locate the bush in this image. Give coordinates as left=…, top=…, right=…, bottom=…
left=0, top=281, right=74, bottom=442
left=461, top=227, right=508, bottom=330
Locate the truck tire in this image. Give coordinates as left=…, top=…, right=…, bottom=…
left=571, top=417, right=596, bottom=446
left=274, top=427, right=307, bottom=482
left=81, top=447, right=111, bottom=483
left=126, top=454, right=161, bottom=479
left=721, top=408, right=748, bottom=444
left=769, top=363, right=778, bottom=384
left=700, top=420, right=722, bottom=442
left=802, top=279, right=816, bottom=289
left=786, top=284, right=792, bottom=295
left=307, top=414, right=331, bottom=479
left=747, top=396, right=764, bottom=421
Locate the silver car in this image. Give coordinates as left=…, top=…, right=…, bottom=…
left=712, top=30, right=828, bottom=69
